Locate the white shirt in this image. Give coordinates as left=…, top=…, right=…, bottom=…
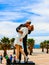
left=14, top=27, right=28, bottom=47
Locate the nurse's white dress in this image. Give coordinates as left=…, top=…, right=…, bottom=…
left=14, top=27, right=28, bottom=47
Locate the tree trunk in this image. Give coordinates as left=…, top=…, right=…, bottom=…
left=42, top=47, right=44, bottom=52
left=4, top=49, right=7, bottom=57
left=46, top=48, right=48, bottom=53
left=32, top=48, right=33, bottom=53
left=28, top=46, right=33, bottom=55
left=13, top=48, right=15, bottom=54
left=46, top=44, right=49, bottom=53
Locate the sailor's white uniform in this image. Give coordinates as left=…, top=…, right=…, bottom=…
left=14, top=27, right=28, bottom=47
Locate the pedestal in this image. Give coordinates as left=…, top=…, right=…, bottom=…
left=11, top=61, right=35, bottom=65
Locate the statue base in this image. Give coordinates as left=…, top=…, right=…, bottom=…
left=10, top=61, right=35, bottom=65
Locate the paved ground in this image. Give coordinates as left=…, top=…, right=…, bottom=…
left=0, top=49, right=49, bottom=65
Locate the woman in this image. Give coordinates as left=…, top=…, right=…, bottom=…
left=14, top=25, right=33, bottom=62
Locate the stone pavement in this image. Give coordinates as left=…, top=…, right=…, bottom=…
left=0, top=49, right=49, bottom=65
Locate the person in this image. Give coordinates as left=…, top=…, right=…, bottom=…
left=9, top=54, right=13, bottom=63
left=14, top=26, right=29, bottom=62
left=0, top=54, right=3, bottom=64
left=7, top=58, right=11, bottom=65
left=12, top=56, right=16, bottom=64
left=16, top=21, right=33, bottom=62
left=5, top=54, right=11, bottom=65
left=5, top=54, right=9, bottom=60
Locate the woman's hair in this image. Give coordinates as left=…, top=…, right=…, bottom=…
left=31, top=25, right=34, bottom=31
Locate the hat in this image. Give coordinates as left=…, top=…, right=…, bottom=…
left=26, top=20, right=31, bottom=24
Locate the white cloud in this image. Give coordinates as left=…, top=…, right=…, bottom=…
left=0, top=21, right=21, bottom=38
left=29, top=20, right=49, bottom=35
left=28, top=21, right=49, bottom=44
left=28, top=36, right=49, bottom=44
left=29, top=0, right=49, bottom=15
left=0, top=20, right=49, bottom=44
left=0, top=11, right=24, bottom=21
left=0, top=0, right=49, bottom=44
left=34, top=22, right=49, bottom=33
left=27, top=0, right=49, bottom=23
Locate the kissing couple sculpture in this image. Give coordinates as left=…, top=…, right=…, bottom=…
left=14, top=20, right=34, bottom=63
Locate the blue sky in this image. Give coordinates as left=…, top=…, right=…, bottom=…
left=0, top=0, right=49, bottom=44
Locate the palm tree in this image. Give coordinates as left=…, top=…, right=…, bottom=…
left=40, top=40, right=47, bottom=52
left=46, top=40, right=49, bottom=53
left=27, top=38, right=35, bottom=55
left=1, top=37, right=10, bottom=44
left=0, top=37, right=11, bottom=57
left=40, top=42, right=44, bottom=52
left=10, top=38, right=15, bottom=54
left=0, top=37, right=11, bottom=49
left=0, top=42, right=3, bottom=50
left=10, top=38, right=15, bottom=47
